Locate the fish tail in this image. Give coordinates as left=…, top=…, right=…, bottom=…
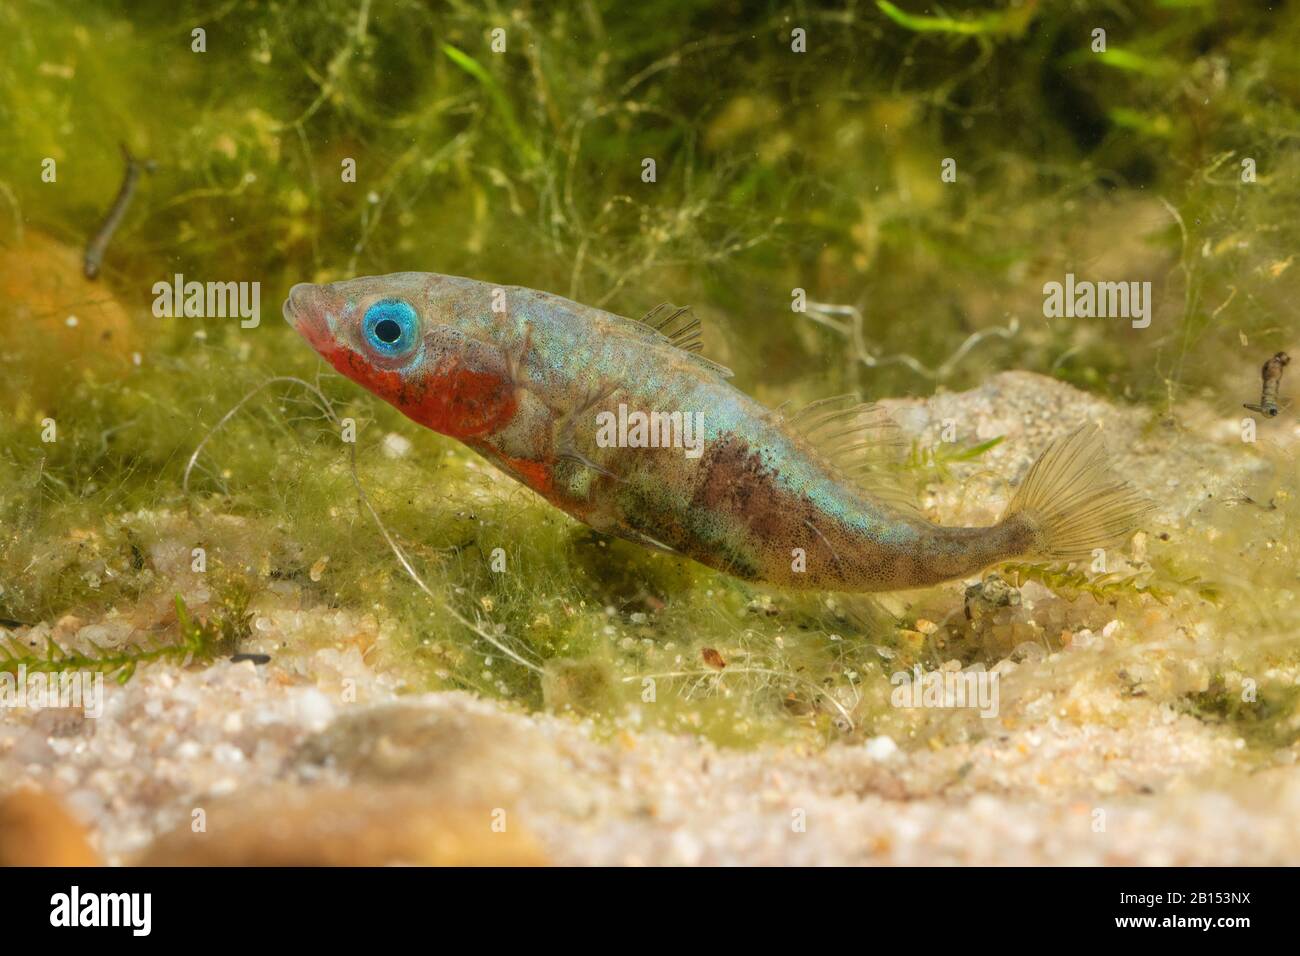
left=1000, top=425, right=1152, bottom=562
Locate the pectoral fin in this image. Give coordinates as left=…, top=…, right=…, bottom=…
left=554, top=379, right=622, bottom=480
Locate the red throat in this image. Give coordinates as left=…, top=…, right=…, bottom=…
left=316, top=340, right=517, bottom=440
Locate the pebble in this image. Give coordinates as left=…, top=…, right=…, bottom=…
left=864, top=735, right=898, bottom=760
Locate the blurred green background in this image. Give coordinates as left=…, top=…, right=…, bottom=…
left=4, top=0, right=1297, bottom=397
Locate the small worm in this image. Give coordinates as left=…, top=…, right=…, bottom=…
left=84, top=143, right=155, bottom=280
left=1243, top=351, right=1290, bottom=418
left=230, top=653, right=272, bottom=665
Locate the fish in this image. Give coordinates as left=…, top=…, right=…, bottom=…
left=283, top=273, right=1151, bottom=591
left=1243, top=351, right=1289, bottom=418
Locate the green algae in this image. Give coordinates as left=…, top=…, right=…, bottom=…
left=0, top=0, right=1298, bottom=754
left=0, top=592, right=242, bottom=683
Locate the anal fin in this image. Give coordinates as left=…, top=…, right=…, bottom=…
left=620, top=526, right=686, bottom=558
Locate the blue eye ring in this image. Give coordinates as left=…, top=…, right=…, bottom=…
left=362, top=299, right=419, bottom=357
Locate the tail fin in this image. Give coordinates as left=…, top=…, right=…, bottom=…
left=1002, top=425, right=1152, bottom=562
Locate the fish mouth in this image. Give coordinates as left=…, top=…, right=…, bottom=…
left=282, top=282, right=313, bottom=328
left=282, top=282, right=340, bottom=358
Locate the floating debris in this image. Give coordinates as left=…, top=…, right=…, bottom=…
left=964, top=572, right=1022, bottom=623
left=1243, top=351, right=1290, bottom=418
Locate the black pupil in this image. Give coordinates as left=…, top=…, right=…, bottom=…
left=375, top=318, right=402, bottom=344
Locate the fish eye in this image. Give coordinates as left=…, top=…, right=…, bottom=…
left=362, top=299, right=419, bottom=357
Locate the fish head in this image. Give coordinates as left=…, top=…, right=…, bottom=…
left=283, top=272, right=518, bottom=438
left=283, top=272, right=437, bottom=368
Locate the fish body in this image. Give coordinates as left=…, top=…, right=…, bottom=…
left=284, top=272, right=1147, bottom=591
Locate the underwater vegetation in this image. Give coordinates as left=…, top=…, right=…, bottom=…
left=0, top=0, right=1298, bottom=763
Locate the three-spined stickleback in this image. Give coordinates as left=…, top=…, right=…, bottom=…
left=283, top=273, right=1150, bottom=591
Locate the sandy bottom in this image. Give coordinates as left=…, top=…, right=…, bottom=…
left=2, top=372, right=1297, bottom=865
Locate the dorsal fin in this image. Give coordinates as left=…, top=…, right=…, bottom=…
left=637, top=302, right=734, bottom=378
left=780, top=395, right=922, bottom=516
left=643, top=303, right=702, bottom=352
